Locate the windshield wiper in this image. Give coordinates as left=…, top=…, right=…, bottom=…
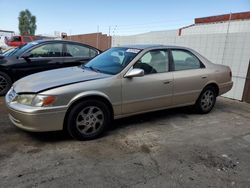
left=83, top=65, right=100, bottom=73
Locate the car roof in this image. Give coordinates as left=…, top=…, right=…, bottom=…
left=31, top=39, right=82, bottom=44
left=29, top=39, right=101, bottom=51
left=118, top=44, right=189, bottom=50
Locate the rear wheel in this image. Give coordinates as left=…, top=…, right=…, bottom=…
left=66, top=100, right=111, bottom=140
left=0, top=71, right=12, bottom=96
left=195, top=86, right=216, bottom=114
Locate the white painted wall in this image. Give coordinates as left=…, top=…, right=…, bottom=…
left=112, top=20, right=250, bottom=100
left=0, top=31, right=14, bottom=38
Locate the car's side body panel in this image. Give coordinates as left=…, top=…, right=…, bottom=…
left=10, top=56, right=66, bottom=81
left=40, top=76, right=123, bottom=117
left=121, top=72, right=173, bottom=114
left=172, top=68, right=209, bottom=106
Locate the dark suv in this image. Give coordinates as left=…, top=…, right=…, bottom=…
left=0, top=40, right=101, bottom=95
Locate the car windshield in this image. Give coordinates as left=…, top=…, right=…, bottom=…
left=5, top=42, right=38, bottom=57
left=84, top=47, right=141, bottom=75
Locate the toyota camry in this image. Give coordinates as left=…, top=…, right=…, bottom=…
left=5, top=45, right=233, bottom=140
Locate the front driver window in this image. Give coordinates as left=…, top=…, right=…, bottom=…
left=29, top=43, right=63, bottom=58
left=134, top=50, right=169, bottom=75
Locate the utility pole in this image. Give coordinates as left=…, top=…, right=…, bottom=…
left=112, top=25, right=117, bottom=47
left=96, top=25, right=99, bottom=49
left=108, top=26, right=111, bottom=37
left=222, top=12, right=232, bottom=65
left=108, top=26, right=111, bottom=48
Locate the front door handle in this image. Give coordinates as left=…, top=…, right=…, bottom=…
left=201, top=76, right=207, bottom=79
left=163, top=80, right=172, bottom=84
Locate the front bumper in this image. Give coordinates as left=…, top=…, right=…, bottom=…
left=5, top=99, right=67, bottom=132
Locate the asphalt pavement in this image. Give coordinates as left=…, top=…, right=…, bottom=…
left=0, top=97, right=250, bottom=188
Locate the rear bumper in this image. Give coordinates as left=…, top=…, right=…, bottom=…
left=219, top=81, right=233, bottom=95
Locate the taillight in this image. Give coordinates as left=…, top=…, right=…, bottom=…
left=229, top=71, right=232, bottom=78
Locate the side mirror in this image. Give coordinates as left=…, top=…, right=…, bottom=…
left=125, top=68, right=144, bottom=78
left=21, top=52, right=32, bottom=60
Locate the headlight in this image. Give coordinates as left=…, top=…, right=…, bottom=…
left=16, top=94, right=35, bottom=106
left=16, top=94, right=56, bottom=107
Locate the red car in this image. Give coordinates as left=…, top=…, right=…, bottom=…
left=7, top=35, right=35, bottom=47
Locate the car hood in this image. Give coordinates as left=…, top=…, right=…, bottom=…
left=13, top=66, right=111, bottom=93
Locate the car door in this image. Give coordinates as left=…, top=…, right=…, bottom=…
left=170, top=49, right=208, bottom=106
left=12, top=42, right=64, bottom=80
left=122, top=49, right=173, bottom=115
left=62, top=43, right=99, bottom=67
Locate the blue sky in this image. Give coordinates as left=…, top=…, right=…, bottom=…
left=0, top=0, right=249, bottom=36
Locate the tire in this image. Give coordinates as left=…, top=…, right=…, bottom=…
left=195, top=86, right=217, bottom=114
left=66, top=100, right=111, bottom=140
left=0, top=71, right=12, bottom=96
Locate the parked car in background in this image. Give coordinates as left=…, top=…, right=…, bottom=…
left=0, top=40, right=101, bottom=95
left=6, top=35, right=36, bottom=47
left=5, top=45, right=233, bottom=140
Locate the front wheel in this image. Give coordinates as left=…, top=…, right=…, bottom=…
left=66, top=100, right=111, bottom=140
left=195, top=86, right=217, bottom=114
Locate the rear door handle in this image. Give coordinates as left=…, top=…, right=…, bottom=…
left=201, top=76, right=207, bottom=79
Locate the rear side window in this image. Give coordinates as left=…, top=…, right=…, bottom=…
left=171, top=50, right=202, bottom=71
left=65, top=44, right=98, bottom=58
left=29, top=43, right=63, bottom=57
